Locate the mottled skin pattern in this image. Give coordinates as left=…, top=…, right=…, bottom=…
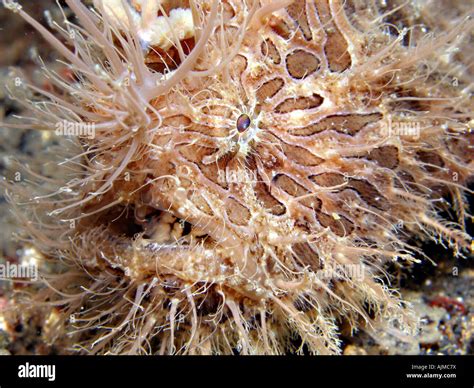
left=3, top=0, right=473, bottom=354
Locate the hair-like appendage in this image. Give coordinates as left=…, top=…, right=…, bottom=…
left=1, top=0, right=472, bottom=354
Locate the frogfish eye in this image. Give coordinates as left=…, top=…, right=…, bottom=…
left=236, top=114, right=251, bottom=133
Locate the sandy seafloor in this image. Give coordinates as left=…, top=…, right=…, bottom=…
left=0, top=1, right=472, bottom=355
